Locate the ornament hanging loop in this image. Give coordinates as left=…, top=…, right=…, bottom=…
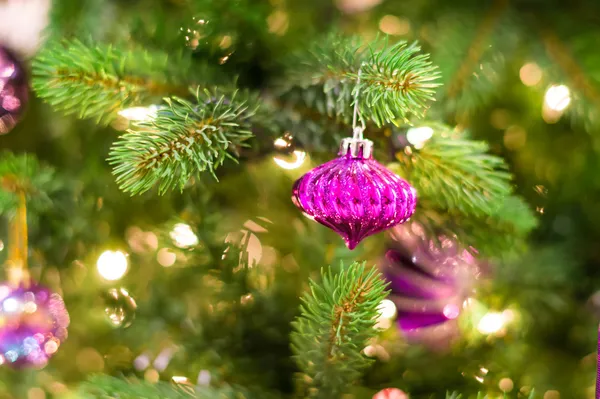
left=341, top=63, right=372, bottom=158
left=351, top=63, right=367, bottom=140
left=6, top=188, right=29, bottom=287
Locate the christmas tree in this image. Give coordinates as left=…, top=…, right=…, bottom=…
left=0, top=0, right=596, bottom=398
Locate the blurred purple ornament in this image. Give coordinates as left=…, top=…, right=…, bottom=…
left=0, top=281, right=69, bottom=368
left=292, top=138, right=416, bottom=249
left=381, top=223, right=483, bottom=350
left=0, top=45, right=28, bottom=134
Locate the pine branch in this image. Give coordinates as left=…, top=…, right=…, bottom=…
left=280, top=35, right=441, bottom=126
left=291, top=262, right=388, bottom=399
left=32, top=39, right=202, bottom=124
left=76, top=376, right=195, bottom=399
left=395, top=123, right=512, bottom=217
left=109, top=87, right=258, bottom=195
left=0, top=152, right=61, bottom=214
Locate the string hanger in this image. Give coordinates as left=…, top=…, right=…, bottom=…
left=352, top=63, right=366, bottom=141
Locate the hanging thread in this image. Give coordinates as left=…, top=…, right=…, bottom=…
left=7, top=190, right=29, bottom=287
left=352, top=63, right=366, bottom=140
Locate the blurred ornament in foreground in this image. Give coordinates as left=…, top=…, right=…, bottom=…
left=0, top=46, right=28, bottom=134
left=273, top=132, right=307, bottom=170
left=381, top=223, right=484, bottom=350
left=0, top=0, right=50, bottom=57
left=103, top=288, right=137, bottom=328
left=293, top=138, right=416, bottom=249
left=0, top=282, right=69, bottom=368
left=373, top=388, right=409, bottom=399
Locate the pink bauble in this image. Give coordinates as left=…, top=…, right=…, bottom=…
left=0, top=281, right=70, bottom=368
left=373, top=388, right=409, bottom=399
left=0, top=45, right=28, bottom=134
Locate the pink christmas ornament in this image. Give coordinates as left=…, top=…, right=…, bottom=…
left=373, top=388, right=409, bottom=399
left=0, top=281, right=69, bottom=368
left=0, top=45, right=28, bottom=134
left=381, top=223, right=484, bottom=350
left=292, top=137, right=416, bottom=249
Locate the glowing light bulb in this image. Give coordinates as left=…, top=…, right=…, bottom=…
left=377, top=299, right=397, bottom=320
left=477, top=311, right=505, bottom=334
left=96, top=250, right=128, bottom=281
left=2, top=297, right=20, bottom=312
left=519, top=63, right=542, bottom=86
left=118, top=105, right=160, bottom=121
left=170, top=223, right=199, bottom=248
left=406, top=126, right=434, bottom=149
left=544, top=85, right=571, bottom=112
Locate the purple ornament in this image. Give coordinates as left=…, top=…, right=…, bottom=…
left=381, top=224, right=483, bottom=350
left=0, top=46, right=28, bottom=134
left=292, top=138, right=416, bottom=249
left=0, top=281, right=70, bottom=368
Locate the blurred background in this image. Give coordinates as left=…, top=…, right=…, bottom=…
left=1, top=0, right=600, bottom=398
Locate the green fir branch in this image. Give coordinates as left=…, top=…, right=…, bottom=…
left=394, top=122, right=512, bottom=217
left=291, top=262, right=388, bottom=399
left=0, top=152, right=61, bottom=214
left=32, top=39, right=200, bottom=124
left=109, top=87, right=258, bottom=195
left=281, top=35, right=441, bottom=126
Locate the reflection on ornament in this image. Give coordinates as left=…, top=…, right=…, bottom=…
left=103, top=288, right=137, bottom=328
left=97, top=250, right=128, bottom=281
left=293, top=138, right=416, bottom=249
left=406, top=126, right=433, bottom=149
left=382, top=223, right=484, bottom=350
left=273, top=133, right=307, bottom=170
left=0, top=46, right=28, bottom=134
left=0, top=282, right=70, bottom=368
left=170, top=223, right=199, bottom=248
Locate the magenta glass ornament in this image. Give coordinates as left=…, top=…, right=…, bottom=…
left=0, top=281, right=70, bottom=368
left=381, top=224, right=484, bottom=350
left=0, top=46, right=28, bottom=134
left=292, top=138, right=416, bottom=249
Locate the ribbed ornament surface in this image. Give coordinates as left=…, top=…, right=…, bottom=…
left=292, top=150, right=416, bottom=249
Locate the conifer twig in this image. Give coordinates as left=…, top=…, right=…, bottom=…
left=109, top=87, right=258, bottom=195
left=291, top=262, right=388, bottom=398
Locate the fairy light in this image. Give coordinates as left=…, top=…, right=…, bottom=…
left=477, top=311, right=506, bottom=334
left=96, top=250, right=128, bottom=281
left=406, top=126, right=434, bottom=149
left=544, top=85, right=571, bottom=112
left=377, top=299, right=397, bottom=320
left=172, top=376, right=189, bottom=384
left=519, top=63, right=542, bottom=86
left=170, top=223, right=199, bottom=248
left=118, top=105, right=160, bottom=122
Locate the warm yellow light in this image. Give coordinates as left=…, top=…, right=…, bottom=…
left=379, top=15, right=410, bottom=36
left=157, top=248, right=177, bottom=267
left=406, top=126, right=434, bottom=149
left=170, top=223, right=199, bottom=248
left=377, top=299, right=397, bottom=320
left=172, top=376, right=189, bottom=384
left=544, top=84, right=571, bottom=111
left=96, top=250, right=128, bottom=281
left=519, top=63, right=542, bottom=86
left=273, top=150, right=307, bottom=170
left=118, top=105, right=159, bottom=121
left=477, top=311, right=505, bottom=334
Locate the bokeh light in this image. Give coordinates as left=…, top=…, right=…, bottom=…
left=379, top=15, right=411, bottom=36
left=170, top=223, right=199, bottom=248
left=477, top=311, right=506, bottom=334
left=406, top=126, right=434, bottom=149
left=545, top=84, right=571, bottom=112
left=519, top=63, right=543, bottom=86
left=96, top=250, right=128, bottom=281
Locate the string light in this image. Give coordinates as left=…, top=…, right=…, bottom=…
left=477, top=311, right=506, bottom=334
left=545, top=85, right=571, bottom=112
left=519, top=63, right=542, bottom=86
left=170, top=223, right=199, bottom=248
left=96, top=250, right=128, bottom=281
left=118, top=105, right=160, bottom=122
left=406, top=126, right=434, bottom=149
